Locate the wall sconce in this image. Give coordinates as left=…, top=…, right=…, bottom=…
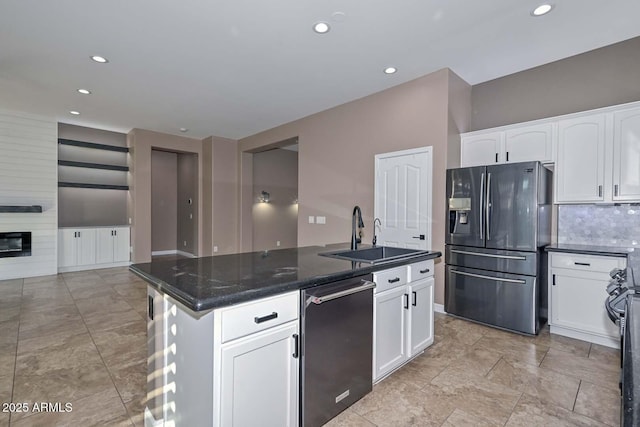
left=259, top=191, right=270, bottom=203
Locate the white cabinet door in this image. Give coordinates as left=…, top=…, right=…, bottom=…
left=550, top=269, right=619, bottom=339
left=504, top=123, right=554, bottom=164
left=373, top=286, right=408, bottom=382
left=374, top=147, right=432, bottom=250
left=460, top=132, right=503, bottom=167
left=95, top=228, right=115, bottom=264
left=220, top=321, right=299, bottom=427
left=556, top=114, right=606, bottom=202
left=76, top=229, right=96, bottom=266
left=58, top=229, right=78, bottom=268
left=113, top=227, right=130, bottom=262
left=613, top=107, right=640, bottom=201
left=408, top=278, right=434, bottom=356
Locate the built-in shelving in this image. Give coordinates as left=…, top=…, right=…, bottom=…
left=58, top=160, right=129, bottom=172
left=0, top=205, right=43, bottom=213
left=57, top=138, right=129, bottom=191
left=58, top=138, right=129, bottom=153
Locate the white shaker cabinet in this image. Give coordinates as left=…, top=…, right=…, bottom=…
left=96, top=227, right=130, bottom=264
left=555, top=114, right=607, bottom=203
left=613, top=106, right=640, bottom=201
left=58, top=228, right=96, bottom=268
left=548, top=252, right=626, bottom=348
left=373, top=260, right=434, bottom=383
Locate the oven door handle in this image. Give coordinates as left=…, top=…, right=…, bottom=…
left=450, top=269, right=526, bottom=284
left=307, top=280, right=376, bottom=305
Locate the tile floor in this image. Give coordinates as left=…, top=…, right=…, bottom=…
left=1, top=267, right=622, bottom=426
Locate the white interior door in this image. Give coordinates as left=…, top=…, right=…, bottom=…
left=374, top=147, right=432, bottom=250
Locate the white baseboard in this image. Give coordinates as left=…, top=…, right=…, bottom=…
left=434, top=303, right=445, bottom=314
left=549, top=325, right=619, bottom=349
left=151, top=250, right=177, bottom=256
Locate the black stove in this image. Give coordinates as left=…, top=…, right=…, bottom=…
left=604, top=267, right=638, bottom=426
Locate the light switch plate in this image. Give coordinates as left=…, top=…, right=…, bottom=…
left=308, top=216, right=315, bottom=224
left=316, top=216, right=326, bottom=224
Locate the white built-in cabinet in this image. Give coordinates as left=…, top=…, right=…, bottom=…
left=548, top=252, right=626, bottom=348
left=145, top=288, right=299, bottom=427
left=460, top=123, right=554, bottom=167
left=58, top=226, right=130, bottom=272
left=373, top=259, right=434, bottom=383
left=58, top=228, right=97, bottom=268
left=612, top=107, right=640, bottom=201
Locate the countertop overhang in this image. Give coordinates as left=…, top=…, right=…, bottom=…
left=545, top=243, right=633, bottom=257
left=130, top=245, right=441, bottom=312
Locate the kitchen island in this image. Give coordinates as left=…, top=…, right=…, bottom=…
left=131, top=244, right=441, bottom=427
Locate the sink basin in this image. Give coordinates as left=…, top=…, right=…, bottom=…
left=319, top=246, right=429, bottom=264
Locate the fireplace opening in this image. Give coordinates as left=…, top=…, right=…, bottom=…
left=0, top=232, right=32, bottom=258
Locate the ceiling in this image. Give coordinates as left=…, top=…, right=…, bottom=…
left=1, top=1, right=640, bottom=140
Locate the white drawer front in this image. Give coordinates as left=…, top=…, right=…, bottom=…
left=550, top=253, right=626, bottom=273
left=373, top=266, right=408, bottom=293
left=221, top=291, right=299, bottom=343
left=409, top=260, right=435, bottom=281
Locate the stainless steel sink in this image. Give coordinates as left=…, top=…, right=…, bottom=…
left=319, top=246, right=429, bottom=264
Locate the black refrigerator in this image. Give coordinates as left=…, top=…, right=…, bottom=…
left=445, top=161, right=552, bottom=335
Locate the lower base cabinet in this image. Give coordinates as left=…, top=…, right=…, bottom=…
left=549, top=252, right=626, bottom=348
left=59, top=226, right=130, bottom=272
left=373, top=261, right=434, bottom=383
left=145, top=288, right=300, bottom=427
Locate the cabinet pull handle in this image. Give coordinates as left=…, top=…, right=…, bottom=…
left=614, top=184, right=619, bottom=197
left=388, top=277, right=400, bottom=283
left=598, top=185, right=603, bottom=197
left=404, top=294, right=409, bottom=309
left=78, top=231, right=81, bottom=237
left=495, top=153, right=498, bottom=163
left=254, top=312, right=278, bottom=324
left=292, top=334, right=299, bottom=359
left=552, top=274, right=556, bottom=286
left=506, top=151, right=509, bottom=162
left=148, top=295, right=154, bottom=320
left=419, top=268, right=430, bottom=274
left=412, top=291, right=417, bottom=306
left=574, top=262, right=591, bottom=266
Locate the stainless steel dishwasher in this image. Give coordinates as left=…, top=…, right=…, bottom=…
left=300, top=274, right=375, bottom=427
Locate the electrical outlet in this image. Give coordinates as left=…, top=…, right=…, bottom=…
left=213, top=246, right=218, bottom=253
left=183, top=241, right=187, bottom=247
left=276, top=241, right=281, bottom=247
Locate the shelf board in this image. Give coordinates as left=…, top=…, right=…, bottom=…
left=58, top=160, right=129, bottom=172
left=58, top=138, right=129, bottom=153
left=0, top=205, right=43, bottom=213
left=58, top=182, right=129, bottom=191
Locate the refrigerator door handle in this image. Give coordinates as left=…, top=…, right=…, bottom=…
left=450, top=249, right=526, bottom=260
left=450, top=269, right=526, bottom=284
left=485, top=172, right=491, bottom=241
left=479, top=172, right=485, bottom=241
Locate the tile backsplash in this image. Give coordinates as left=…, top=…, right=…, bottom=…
left=558, top=204, right=640, bottom=272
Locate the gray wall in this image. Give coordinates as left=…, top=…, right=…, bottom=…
left=471, top=36, right=640, bottom=131
left=177, top=153, right=198, bottom=255
left=58, top=123, right=128, bottom=227
left=252, top=148, right=298, bottom=251
left=151, top=150, right=178, bottom=252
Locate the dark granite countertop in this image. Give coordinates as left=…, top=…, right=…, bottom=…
left=130, top=245, right=441, bottom=312
left=545, top=243, right=633, bottom=258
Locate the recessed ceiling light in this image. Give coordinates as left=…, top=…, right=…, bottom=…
left=91, top=55, right=109, bottom=63
left=179, top=128, right=188, bottom=133
left=313, top=22, right=330, bottom=34
left=383, top=67, right=397, bottom=75
left=77, top=89, right=91, bottom=95
left=531, top=4, right=553, bottom=16
left=69, top=110, right=80, bottom=115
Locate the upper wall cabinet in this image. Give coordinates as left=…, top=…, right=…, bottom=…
left=460, top=122, right=553, bottom=167
left=556, top=105, right=640, bottom=204
left=555, top=114, right=607, bottom=203
left=613, top=107, right=640, bottom=201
